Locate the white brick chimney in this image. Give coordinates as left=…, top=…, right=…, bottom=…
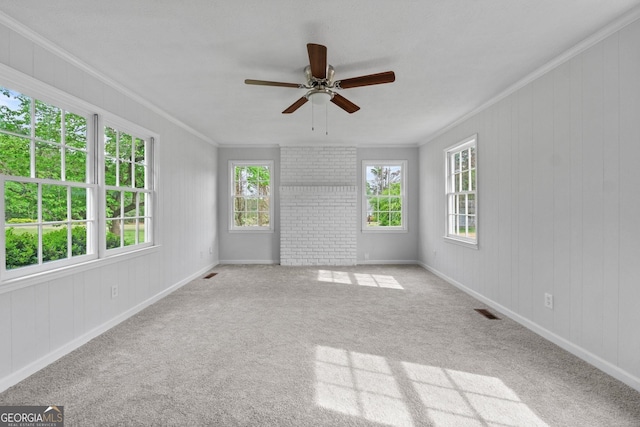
left=280, top=146, right=357, bottom=265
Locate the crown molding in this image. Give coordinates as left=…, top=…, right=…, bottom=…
left=421, top=4, right=640, bottom=146
left=0, top=11, right=218, bottom=147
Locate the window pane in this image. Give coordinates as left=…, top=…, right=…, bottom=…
left=470, top=169, right=476, bottom=191
left=119, top=133, right=133, bottom=161
left=65, top=112, right=86, bottom=149
left=42, top=224, right=69, bottom=262
left=138, top=218, right=147, bottom=243
left=0, top=134, right=31, bottom=177
left=470, top=147, right=476, bottom=168
left=468, top=194, right=476, bottom=215
left=35, top=100, right=61, bottom=143
left=5, top=181, right=38, bottom=223
left=258, top=197, right=269, bottom=212
left=461, top=148, right=469, bottom=171
left=457, top=194, right=466, bottom=215
left=139, top=194, right=146, bottom=216
left=135, top=164, right=145, bottom=188
left=105, top=158, right=117, bottom=186
left=390, top=212, right=402, bottom=226
left=36, top=142, right=62, bottom=180
left=388, top=197, right=401, bottom=213
left=454, top=173, right=461, bottom=192
left=135, top=138, right=145, bottom=163
left=71, top=187, right=88, bottom=220
left=106, top=221, right=122, bottom=249
left=119, top=160, right=132, bottom=187
left=453, top=152, right=461, bottom=173
left=246, top=198, right=258, bottom=211
left=71, top=223, right=88, bottom=256
left=66, top=148, right=86, bottom=182
left=258, top=212, right=269, bottom=227
left=5, top=226, right=38, bottom=269
left=104, top=127, right=118, bottom=157
left=42, top=184, right=68, bottom=222
left=124, top=219, right=136, bottom=246
left=0, top=87, right=31, bottom=135
left=234, top=212, right=244, bottom=227
left=123, top=191, right=135, bottom=217
left=106, top=190, right=121, bottom=218
left=244, top=212, right=258, bottom=226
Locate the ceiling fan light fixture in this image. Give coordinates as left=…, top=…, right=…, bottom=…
left=306, top=89, right=333, bottom=105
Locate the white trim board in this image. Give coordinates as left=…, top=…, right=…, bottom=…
left=418, top=262, right=640, bottom=393
left=0, top=262, right=218, bottom=393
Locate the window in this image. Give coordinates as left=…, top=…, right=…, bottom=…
left=229, top=161, right=273, bottom=231
left=1, top=81, right=155, bottom=280
left=445, top=135, right=477, bottom=246
left=104, top=125, right=153, bottom=251
left=1, top=87, right=95, bottom=274
left=363, top=161, right=407, bottom=231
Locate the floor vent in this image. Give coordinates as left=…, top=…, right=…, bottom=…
left=475, top=308, right=500, bottom=320
left=204, top=273, right=218, bottom=279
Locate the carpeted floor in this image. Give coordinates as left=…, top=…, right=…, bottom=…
left=1, top=264, right=639, bottom=426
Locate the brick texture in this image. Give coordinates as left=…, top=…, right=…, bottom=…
left=280, top=147, right=357, bottom=266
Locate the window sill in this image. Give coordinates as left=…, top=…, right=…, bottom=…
left=228, top=228, right=274, bottom=234
left=444, top=236, right=478, bottom=249
left=362, top=227, right=408, bottom=233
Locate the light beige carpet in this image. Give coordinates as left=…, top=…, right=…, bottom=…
left=1, top=264, right=639, bottom=426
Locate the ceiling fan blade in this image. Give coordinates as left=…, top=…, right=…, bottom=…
left=307, top=43, right=327, bottom=79
left=330, top=93, right=360, bottom=114
left=337, top=71, right=396, bottom=89
left=282, top=96, right=308, bottom=114
left=245, top=79, right=301, bottom=88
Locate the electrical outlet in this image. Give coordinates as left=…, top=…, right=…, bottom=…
left=544, top=293, right=553, bottom=309
left=111, top=285, right=119, bottom=299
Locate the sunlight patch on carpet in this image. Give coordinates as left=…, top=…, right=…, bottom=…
left=402, top=362, right=549, bottom=426
left=314, top=345, right=548, bottom=427
left=317, top=270, right=404, bottom=289
left=315, top=345, right=413, bottom=427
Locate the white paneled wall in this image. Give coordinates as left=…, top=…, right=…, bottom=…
left=419, top=19, right=640, bottom=390
left=280, top=146, right=357, bottom=266
left=0, top=21, right=218, bottom=390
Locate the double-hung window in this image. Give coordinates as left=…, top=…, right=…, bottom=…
left=1, top=80, right=155, bottom=281
left=1, top=86, right=95, bottom=276
left=103, top=125, right=153, bottom=251
left=229, top=161, right=273, bottom=231
left=363, top=161, right=407, bottom=231
left=445, top=135, right=477, bottom=247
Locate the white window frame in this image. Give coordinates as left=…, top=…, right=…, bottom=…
left=229, top=160, right=274, bottom=232
left=101, top=119, right=155, bottom=256
left=362, top=160, right=407, bottom=232
left=0, top=65, right=157, bottom=285
left=444, top=134, right=478, bottom=248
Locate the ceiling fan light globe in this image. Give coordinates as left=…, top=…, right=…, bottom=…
left=309, top=91, right=332, bottom=105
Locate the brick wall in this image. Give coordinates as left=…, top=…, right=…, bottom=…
left=280, top=146, right=357, bottom=265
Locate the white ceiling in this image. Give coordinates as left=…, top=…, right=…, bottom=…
left=1, top=1, right=639, bottom=147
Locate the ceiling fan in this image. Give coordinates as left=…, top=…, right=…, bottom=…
left=245, top=43, right=395, bottom=114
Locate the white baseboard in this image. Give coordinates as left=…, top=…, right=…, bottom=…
left=0, top=262, right=218, bottom=393
left=218, top=259, right=279, bottom=265
left=358, top=259, right=419, bottom=265
left=418, top=262, right=640, bottom=393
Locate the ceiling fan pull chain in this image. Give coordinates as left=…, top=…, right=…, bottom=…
left=311, top=100, right=315, bottom=131
left=326, top=103, right=329, bottom=136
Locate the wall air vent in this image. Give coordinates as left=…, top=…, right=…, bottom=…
left=204, top=273, right=218, bottom=279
